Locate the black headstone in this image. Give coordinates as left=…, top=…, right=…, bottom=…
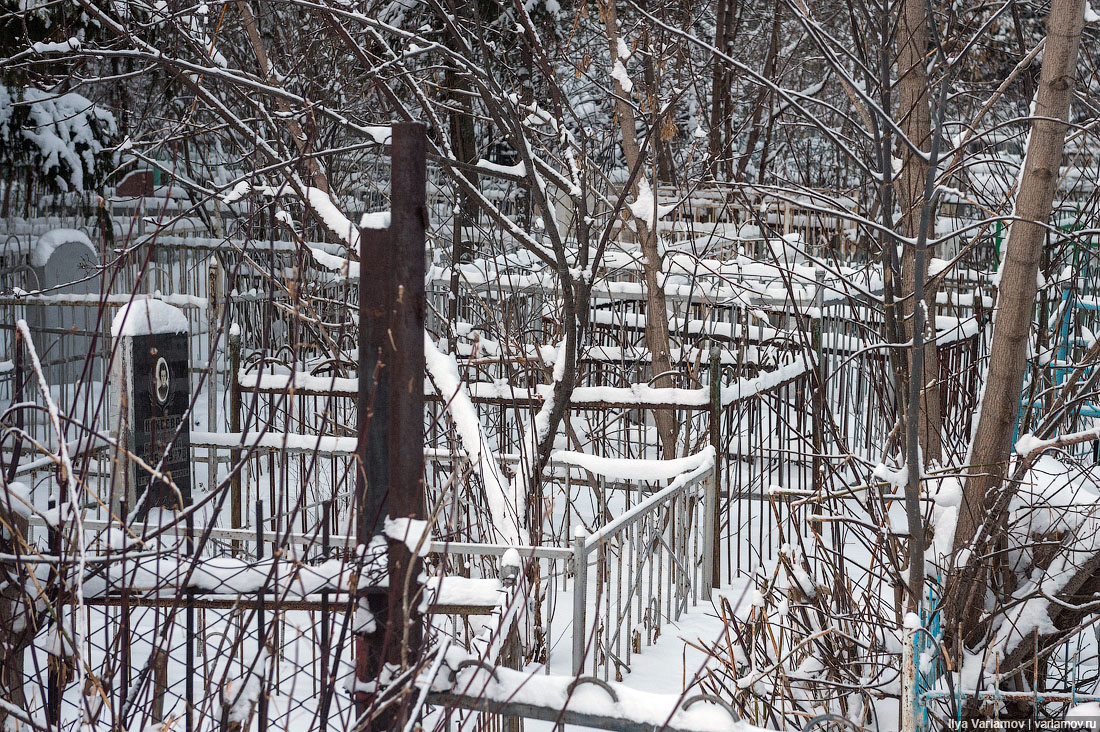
left=129, top=332, right=191, bottom=511
left=109, top=300, right=192, bottom=517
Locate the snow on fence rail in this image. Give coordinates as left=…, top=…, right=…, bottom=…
left=562, top=449, right=716, bottom=680
left=236, top=358, right=810, bottom=409
left=427, top=661, right=765, bottom=732
left=21, top=449, right=714, bottom=686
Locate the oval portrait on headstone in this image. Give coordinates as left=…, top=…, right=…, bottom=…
left=154, top=356, right=171, bottom=404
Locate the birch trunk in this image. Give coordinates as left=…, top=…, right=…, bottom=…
left=950, top=0, right=1085, bottom=636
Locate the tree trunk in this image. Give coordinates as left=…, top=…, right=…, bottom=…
left=446, top=62, right=479, bottom=328
left=237, top=0, right=329, bottom=194
left=603, top=4, right=679, bottom=458
left=735, top=11, right=780, bottom=182
left=895, top=0, right=943, bottom=467
left=707, top=0, right=733, bottom=179
left=950, top=0, right=1085, bottom=637
left=0, top=505, right=34, bottom=729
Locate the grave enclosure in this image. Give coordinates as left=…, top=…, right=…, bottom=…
left=2, top=124, right=1098, bottom=732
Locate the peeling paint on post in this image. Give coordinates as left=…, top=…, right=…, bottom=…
left=902, top=625, right=916, bottom=732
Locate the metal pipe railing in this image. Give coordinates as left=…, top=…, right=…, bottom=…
left=568, top=453, right=715, bottom=680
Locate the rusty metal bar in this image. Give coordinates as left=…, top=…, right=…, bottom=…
left=355, top=121, right=427, bottom=729
left=67, top=595, right=499, bottom=615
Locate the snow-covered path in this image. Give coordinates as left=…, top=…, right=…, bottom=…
left=521, top=582, right=755, bottom=732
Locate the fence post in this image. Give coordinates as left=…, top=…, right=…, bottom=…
left=185, top=511, right=195, bottom=732
left=571, top=527, right=587, bottom=676
left=229, top=327, right=242, bottom=542
left=4, top=333, right=23, bottom=483
left=207, top=257, right=222, bottom=495
left=150, top=645, right=167, bottom=723
left=702, top=470, right=717, bottom=598
left=902, top=623, right=916, bottom=732
left=355, top=122, right=427, bottom=729
left=255, top=500, right=268, bottom=731
left=811, top=270, right=825, bottom=496
left=707, top=345, right=721, bottom=591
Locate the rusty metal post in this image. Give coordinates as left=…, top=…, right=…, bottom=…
left=4, top=333, right=23, bottom=484
left=355, top=122, right=427, bottom=729
left=207, top=257, right=221, bottom=495
left=811, top=270, right=825, bottom=497
left=229, top=328, right=242, bottom=534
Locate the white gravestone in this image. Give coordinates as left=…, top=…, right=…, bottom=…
left=26, top=229, right=100, bottom=386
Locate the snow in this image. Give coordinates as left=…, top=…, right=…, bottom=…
left=928, top=257, right=951, bottom=278
left=424, top=335, right=527, bottom=545
left=364, top=126, right=392, bottom=144
left=475, top=159, right=526, bottom=177
left=628, top=178, right=676, bottom=228
left=500, top=547, right=521, bottom=571
left=1016, top=424, right=1100, bottom=457
left=384, top=517, right=431, bottom=557
left=1014, top=432, right=1045, bottom=456
left=190, top=430, right=358, bottom=455
left=110, top=297, right=189, bottom=337
left=44, top=627, right=75, bottom=657
left=766, top=233, right=806, bottom=264
left=437, top=662, right=763, bottom=732
left=237, top=367, right=358, bottom=395
left=585, top=448, right=714, bottom=547
left=302, top=186, right=360, bottom=250
left=17, top=87, right=117, bottom=192
left=220, top=183, right=361, bottom=250
left=0, top=478, right=31, bottom=516
left=424, top=577, right=503, bottom=608
left=1067, top=702, right=1100, bottom=720
left=987, top=505, right=1100, bottom=666
left=308, top=245, right=360, bottom=278
left=354, top=599, right=377, bottom=633
left=32, top=37, right=81, bottom=54
left=872, top=462, right=908, bottom=488
left=223, top=673, right=262, bottom=726
left=932, top=477, right=962, bottom=508
left=552, top=447, right=715, bottom=482
left=8, top=290, right=205, bottom=308
left=611, top=60, right=633, bottom=93
left=360, top=211, right=391, bottom=229
left=30, top=227, right=93, bottom=267
left=1086, top=1, right=1099, bottom=23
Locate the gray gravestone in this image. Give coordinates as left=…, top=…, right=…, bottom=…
left=26, top=229, right=100, bottom=386
left=109, top=299, right=192, bottom=517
